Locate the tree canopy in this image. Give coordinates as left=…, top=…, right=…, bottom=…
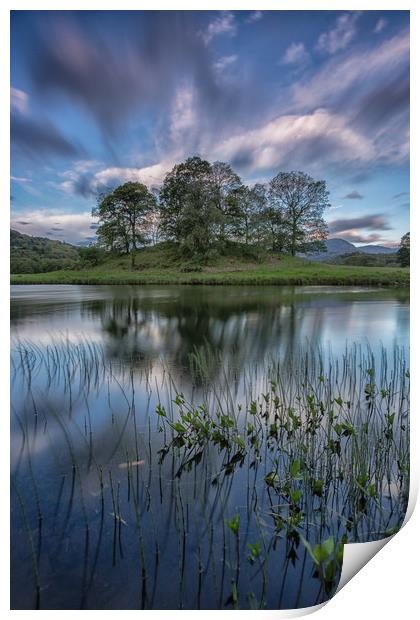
left=397, top=232, right=410, bottom=267
left=268, top=171, right=329, bottom=255
left=94, top=182, right=157, bottom=268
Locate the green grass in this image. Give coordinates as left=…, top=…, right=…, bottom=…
left=11, top=242, right=409, bottom=286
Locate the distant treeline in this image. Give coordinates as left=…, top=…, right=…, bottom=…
left=327, top=252, right=399, bottom=267
left=94, top=158, right=329, bottom=267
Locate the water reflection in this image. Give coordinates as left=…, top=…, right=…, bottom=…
left=11, top=285, right=410, bottom=379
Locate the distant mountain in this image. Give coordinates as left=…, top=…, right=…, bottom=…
left=305, top=238, right=396, bottom=261
left=11, top=229, right=80, bottom=274
left=356, top=244, right=396, bottom=255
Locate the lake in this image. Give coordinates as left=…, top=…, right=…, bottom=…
left=10, top=285, right=410, bottom=609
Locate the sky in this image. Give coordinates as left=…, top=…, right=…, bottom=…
left=10, top=10, right=409, bottom=247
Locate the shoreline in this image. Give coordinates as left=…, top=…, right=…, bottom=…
left=10, top=266, right=409, bottom=287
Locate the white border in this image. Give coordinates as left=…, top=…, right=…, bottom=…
left=2, top=2, right=418, bottom=618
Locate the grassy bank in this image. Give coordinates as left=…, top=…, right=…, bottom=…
left=11, top=242, right=409, bottom=286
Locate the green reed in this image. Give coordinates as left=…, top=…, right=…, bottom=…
left=11, top=337, right=409, bottom=609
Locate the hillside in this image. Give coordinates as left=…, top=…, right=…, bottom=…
left=11, top=240, right=409, bottom=287
left=305, top=238, right=396, bottom=261
left=11, top=229, right=80, bottom=273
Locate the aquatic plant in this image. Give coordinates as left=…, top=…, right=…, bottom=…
left=11, top=339, right=409, bottom=609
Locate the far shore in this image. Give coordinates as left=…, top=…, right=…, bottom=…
left=10, top=262, right=409, bottom=287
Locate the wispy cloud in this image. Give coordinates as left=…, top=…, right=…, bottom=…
left=328, top=214, right=392, bottom=234
left=247, top=11, right=263, bottom=23
left=11, top=175, right=32, bottom=184
left=202, top=12, right=236, bottom=45
left=282, top=42, right=310, bottom=66
left=58, top=161, right=173, bottom=197
left=295, top=28, right=409, bottom=112
left=213, top=109, right=376, bottom=173
left=213, top=54, right=238, bottom=73
left=10, top=11, right=409, bottom=247
left=343, top=190, right=364, bottom=199
left=12, top=114, right=82, bottom=160
left=11, top=210, right=96, bottom=244
left=11, top=87, right=29, bottom=115
left=374, top=18, right=388, bottom=34
left=333, top=231, right=391, bottom=244
left=316, top=12, right=361, bottom=55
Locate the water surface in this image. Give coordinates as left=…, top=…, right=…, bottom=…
left=11, top=285, right=410, bottom=609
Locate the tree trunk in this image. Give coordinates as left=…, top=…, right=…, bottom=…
left=130, top=221, right=136, bottom=269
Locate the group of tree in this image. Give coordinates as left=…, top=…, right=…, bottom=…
left=94, top=156, right=330, bottom=265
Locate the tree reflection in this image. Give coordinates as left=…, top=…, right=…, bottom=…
left=77, top=286, right=408, bottom=386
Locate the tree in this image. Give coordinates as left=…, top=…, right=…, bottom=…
left=268, top=171, right=329, bottom=255
left=397, top=232, right=410, bottom=267
left=210, top=161, right=244, bottom=242
left=159, top=156, right=219, bottom=258
left=94, top=182, right=157, bottom=268
left=78, top=245, right=106, bottom=266
left=235, top=183, right=268, bottom=245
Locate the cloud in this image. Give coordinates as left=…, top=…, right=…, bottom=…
left=393, top=191, right=409, bottom=199
left=11, top=209, right=96, bottom=244
left=169, top=84, right=199, bottom=147
left=10, top=12, right=409, bottom=219
left=343, top=190, right=364, bottom=199
left=11, top=175, right=32, bottom=184
left=374, top=18, right=388, bottom=34
left=213, top=55, right=238, bottom=73
left=294, top=28, right=409, bottom=112
left=212, top=108, right=376, bottom=174
left=11, top=113, right=82, bottom=159
left=316, top=12, right=361, bottom=55
left=11, top=87, right=29, bottom=115
left=247, top=11, right=263, bottom=23
left=59, top=160, right=174, bottom=197
left=333, top=231, right=390, bottom=244
left=328, top=214, right=392, bottom=234
left=23, top=12, right=240, bottom=142
left=290, top=28, right=409, bottom=169
left=203, top=12, right=236, bottom=44
left=282, top=43, right=310, bottom=66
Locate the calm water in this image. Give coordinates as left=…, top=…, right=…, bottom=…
left=10, top=285, right=410, bottom=610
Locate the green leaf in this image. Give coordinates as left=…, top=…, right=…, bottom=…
left=313, top=479, right=324, bottom=496
left=264, top=471, right=279, bottom=487
left=313, top=544, right=324, bottom=564
left=290, top=459, right=302, bottom=479
left=226, top=514, right=240, bottom=535
left=156, top=404, right=167, bottom=417
left=300, top=536, right=319, bottom=565
left=321, top=536, right=335, bottom=557
left=291, top=489, right=301, bottom=503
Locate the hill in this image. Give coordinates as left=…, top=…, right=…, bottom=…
left=11, top=229, right=80, bottom=273
left=11, top=240, right=409, bottom=287
left=304, top=238, right=396, bottom=261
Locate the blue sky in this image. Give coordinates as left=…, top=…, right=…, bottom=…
left=10, top=10, right=409, bottom=246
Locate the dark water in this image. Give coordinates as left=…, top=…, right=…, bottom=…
left=10, top=285, right=410, bottom=610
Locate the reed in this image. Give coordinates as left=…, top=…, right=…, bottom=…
left=11, top=337, right=409, bottom=609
